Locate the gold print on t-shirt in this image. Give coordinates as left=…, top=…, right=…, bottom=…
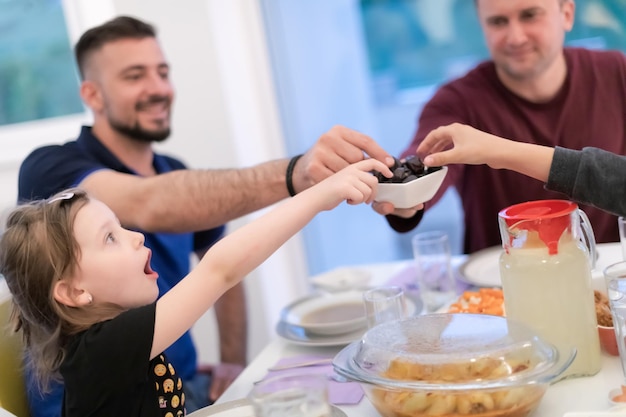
left=154, top=363, right=167, bottom=377
left=152, top=354, right=184, bottom=415
left=163, top=378, right=175, bottom=393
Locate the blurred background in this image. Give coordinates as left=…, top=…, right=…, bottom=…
left=0, top=0, right=625, bottom=359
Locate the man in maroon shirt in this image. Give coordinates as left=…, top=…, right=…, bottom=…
left=374, top=0, right=626, bottom=253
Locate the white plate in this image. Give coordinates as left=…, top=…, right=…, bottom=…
left=276, top=320, right=365, bottom=347
left=459, top=242, right=621, bottom=288
left=592, top=242, right=623, bottom=279
left=458, top=246, right=503, bottom=287
left=276, top=296, right=422, bottom=346
left=189, top=399, right=348, bottom=417
left=186, top=399, right=253, bottom=417
left=281, top=292, right=368, bottom=336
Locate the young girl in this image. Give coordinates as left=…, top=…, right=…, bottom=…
left=0, top=158, right=392, bottom=417
left=417, top=123, right=626, bottom=218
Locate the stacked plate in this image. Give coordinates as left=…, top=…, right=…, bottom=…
left=276, top=291, right=368, bottom=347
left=276, top=290, right=422, bottom=347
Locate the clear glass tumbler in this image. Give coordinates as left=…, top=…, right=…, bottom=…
left=362, top=286, right=406, bottom=329
left=604, top=261, right=626, bottom=383
left=412, top=230, right=457, bottom=313
left=618, top=217, right=626, bottom=261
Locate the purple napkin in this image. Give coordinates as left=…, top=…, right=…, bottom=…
left=385, top=263, right=422, bottom=300
left=254, top=354, right=364, bottom=405
left=385, top=263, right=470, bottom=299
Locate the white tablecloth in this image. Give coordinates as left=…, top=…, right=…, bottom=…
left=217, top=242, right=626, bottom=416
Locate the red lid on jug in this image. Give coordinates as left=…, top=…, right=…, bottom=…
left=499, top=200, right=577, bottom=254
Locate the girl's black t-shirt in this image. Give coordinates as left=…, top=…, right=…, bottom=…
left=61, top=303, right=186, bottom=417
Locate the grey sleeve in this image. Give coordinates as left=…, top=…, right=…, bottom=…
left=547, top=146, right=626, bottom=217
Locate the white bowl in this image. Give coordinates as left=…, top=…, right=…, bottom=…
left=375, top=166, right=448, bottom=209
left=281, top=291, right=367, bottom=336
left=310, top=267, right=371, bottom=293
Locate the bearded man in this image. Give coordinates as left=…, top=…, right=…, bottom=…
left=374, top=0, right=626, bottom=253
left=18, top=15, right=392, bottom=417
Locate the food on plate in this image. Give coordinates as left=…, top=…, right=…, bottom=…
left=594, top=290, right=613, bottom=327
left=447, top=288, right=504, bottom=316
left=374, top=156, right=442, bottom=184
left=333, top=315, right=569, bottom=417
left=370, top=356, right=543, bottom=417
left=384, top=356, right=527, bottom=382
left=595, top=290, right=618, bottom=355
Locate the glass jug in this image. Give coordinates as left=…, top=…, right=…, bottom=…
left=498, top=200, right=601, bottom=381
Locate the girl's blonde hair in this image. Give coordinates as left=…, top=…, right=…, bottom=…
left=0, top=189, right=125, bottom=390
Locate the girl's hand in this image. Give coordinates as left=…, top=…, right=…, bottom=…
left=312, top=158, right=392, bottom=211
left=416, top=123, right=552, bottom=183
left=417, top=123, right=506, bottom=167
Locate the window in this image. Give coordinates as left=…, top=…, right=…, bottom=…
left=0, top=0, right=83, bottom=126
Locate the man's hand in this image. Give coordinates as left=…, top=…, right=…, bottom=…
left=291, top=125, right=394, bottom=194
left=198, top=362, right=245, bottom=403
left=372, top=201, right=424, bottom=218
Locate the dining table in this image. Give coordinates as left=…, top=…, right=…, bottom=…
left=215, top=242, right=626, bottom=417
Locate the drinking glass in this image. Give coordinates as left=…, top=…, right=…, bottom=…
left=363, top=286, right=406, bottom=329
left=604, top=261, right=626, bottom=384
left=412, top=230, right=457, bottom=313
left=618, top=217, right=626, bottom=261
left=249, top=373, right=331, bottom=417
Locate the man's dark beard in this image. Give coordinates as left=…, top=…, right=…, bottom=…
left=109, top=95, right=171, bottom=143
left=110, top=120, right=170, bottom=143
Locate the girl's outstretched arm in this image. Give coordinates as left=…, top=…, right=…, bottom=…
left=151, top=158, right=392, bottom=358
left=418, top=123, right=554, bottom=183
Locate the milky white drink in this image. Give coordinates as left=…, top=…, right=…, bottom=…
left=500, top=237, right=601, bottom=380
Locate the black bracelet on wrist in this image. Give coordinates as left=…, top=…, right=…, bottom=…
left=286, top=154, right=303, bottom=197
